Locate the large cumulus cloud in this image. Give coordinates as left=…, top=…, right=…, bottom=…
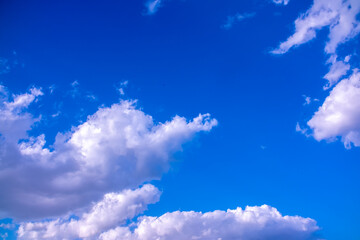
left=18, top=185, right=319, bottom=240
left=0, top=86, right=217, bottom=219
left=308, top=70, right=360, bottom=148
left=0, top=85, right=320, bottom=240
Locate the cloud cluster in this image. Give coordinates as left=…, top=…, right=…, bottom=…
left=18, top=185, right=319, bottom=240
left=272, top=0, right=360, bottom=148
left=0, top=86, right=217, bottom=219
left=0, top=85, right=320, bottom=239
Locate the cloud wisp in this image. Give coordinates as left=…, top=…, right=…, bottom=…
left=222, top=12, right=256, bottom=30
left=145, top=0, right=163, bottom=15
left=272, top=0, right=290, bottom=6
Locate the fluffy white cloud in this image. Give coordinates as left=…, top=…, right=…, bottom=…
left=18, top=184, right=160, bottom=240
left=99, top=205, right=319, bottom=240
left=0, top=87, right=217, bottom=219
left=271, top=0, right=360, bottom=55
left=308, top=70, right=360, bottom=148
left=0, top=86, right=43, bottom=143
left=18, top=189, right=319, bottom=240
left=273, top=0, right=289, bottom=6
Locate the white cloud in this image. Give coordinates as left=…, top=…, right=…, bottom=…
left=303, top=95, right=312, bottom=105
left=323, top=55, right=351, bottom=89
left=273, top=0, right=290, bottom=6
left=18, top=192, right=319, bottom=240
left=1, top=86, right=319, bottom=240
left=69, top=80, right=80, bottom=98
left=117, top=80, right=129, bottom=96
left=222, top=12, right=256, bottom=30
left=18, top=184, right=160, bottom=240
left=99, top=205, right=319, bottom=240
left=308, top=70, right=360, bottom=148
left=271, top=0, right=360, bottom=55
left=272, top=0, right=360, bottom=148
left=145, top=0, right=163, bottom=15
left=0, top=86, right=43, bottom=144
left=296, top=122, right=310, bottom=137
left=0, top=87, right=217, bottom=220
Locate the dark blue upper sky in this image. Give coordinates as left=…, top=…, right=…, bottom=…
left=0, top=0, right=359, bottom=239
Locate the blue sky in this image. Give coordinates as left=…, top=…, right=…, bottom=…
left=0, top=0, right=359, bottom=239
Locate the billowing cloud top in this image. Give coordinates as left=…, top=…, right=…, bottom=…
left=18, top=184, right=319, bottom=240
left=0, top=86, right=217, bottom=219
left=308, top=70, right=360, bottom=148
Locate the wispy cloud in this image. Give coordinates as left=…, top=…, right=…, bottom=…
left=222, top=12, right=256, bottom=30
left=117, top=80, right=129, bottom=96
left=272, top=0, right=290, bottom=5
left=271, top=0, right=360, bottom=55
left=145, top=0, right=163, bottom=15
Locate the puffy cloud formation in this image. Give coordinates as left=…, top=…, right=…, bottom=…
left=18, top=184, right=160, bottom=240
left=0, top=86, right=43, bottom=143
left=0, top=86, right=217, bottom=219
left=308, top=70, right=360, bottom=148
left=1, top=86, right=319, bottom=240
left=18, top=187, right=319, bottom=240
left=271, top=0, right=360, bottom=55
left=100, top=205, right=319, bottom=240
